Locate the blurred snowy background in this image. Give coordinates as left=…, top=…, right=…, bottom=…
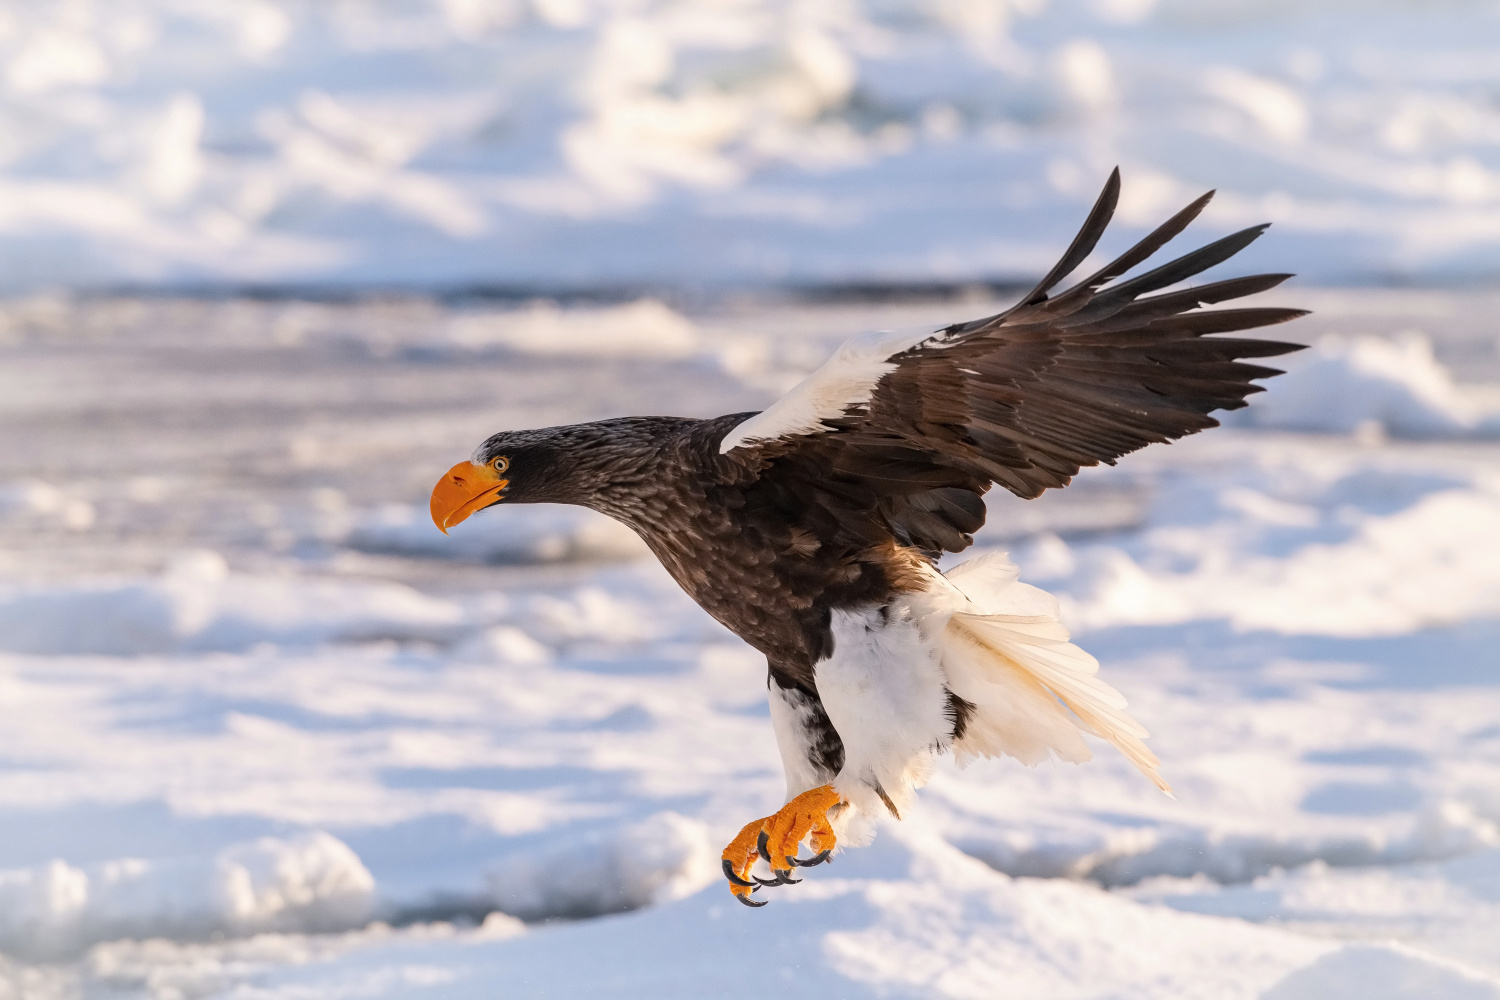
left=2, top=0, right=1500, bottom=291
left=3, top=1, right=1500, bottom=998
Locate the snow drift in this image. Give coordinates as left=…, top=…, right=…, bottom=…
left=0, top=551, right=464, bottom=655
left=5, top=292, right=1500, bottom=996
left=349, top=503, right=647, bottom=565
left=2, top=0, right=1500, bottom=291
left=485, top=812, right=716, bottom=921
left=0, top=832, right=373, bottom=960
left=1235, top=333, right=1500, bottom=439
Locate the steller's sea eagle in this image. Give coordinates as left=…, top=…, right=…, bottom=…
left=429, top=170, right=1305, bottom=906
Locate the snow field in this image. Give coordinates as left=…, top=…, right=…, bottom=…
left=0, top=1, right=1499, bottom=290
left=0, top=833, right=373, bottom=962
left=3, top=1, right=1499, bottom=990
left=17, top=830, right=1499, bottom=1000
left=3, top=293, right=1500, bottom=997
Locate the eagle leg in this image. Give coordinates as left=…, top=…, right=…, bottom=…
left=719, top=784, right=842, bottom=905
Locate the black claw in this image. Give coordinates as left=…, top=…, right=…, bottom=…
left=736, top=893, right=768, bottom=907
left=756, top=830, right=773, bottom=864
left=753, top=869, right=801, bottom=887
left=721, top=859, right=756, bottom=888
left=787, top=849, right=833, bottom=868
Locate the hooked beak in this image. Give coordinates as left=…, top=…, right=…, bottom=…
left=430, top=461, right=508, bottom=534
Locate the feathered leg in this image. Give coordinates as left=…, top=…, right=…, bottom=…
left=718, top=676, right=844, bottom=905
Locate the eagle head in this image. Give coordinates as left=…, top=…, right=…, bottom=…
left=429, top=430, right=563, bottom=533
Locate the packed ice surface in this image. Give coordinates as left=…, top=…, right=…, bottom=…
left=2, top=290, right=1500, bottom=997
left=1232, top=332, right=1500, bottom=438
left=1, top=0, right=1499, bottom=291
left=0, top=832, right=376, bottom=961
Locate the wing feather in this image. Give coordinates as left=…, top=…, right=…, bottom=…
left=721, top=169, right=1307, bottom=547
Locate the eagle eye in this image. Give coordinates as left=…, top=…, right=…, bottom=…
left=492, top=456, right=510, bottom=474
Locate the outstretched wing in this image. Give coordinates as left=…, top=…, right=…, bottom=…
left=720, top=169, right=1306, bottom=554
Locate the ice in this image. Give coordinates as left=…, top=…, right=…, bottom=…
left=1264, top=948, right=1500, bottom=1000
left=3, top=293, right=1500, bottom=996
left=3, top=5, right=1500, bottom=990
left=349, top=503, right=647, bottom=565
left=0, top=481, right=93, bottom=532
left=23, top=828, right=1339, bottom=1000
left=1131, top=850, right=1500, bottom=994
left=453, top=626, right=554, bottom=666
left=1058, top=483, right=1500, bottom=635
left=485, top=811, right=716, bottom=920
left=444, top=299, right=700, bottom=359
left=71, top=917, right=526, bottom=1000
left=0, top=554, right=467, bottom=655
left=0, top=832, right=372, bottom=960
left=1, top=2, right=1500, bottom=290
left=1234, top=332, right=1500, bottom=438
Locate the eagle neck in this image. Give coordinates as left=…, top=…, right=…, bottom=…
left=533, top=418, right=688, bottom=525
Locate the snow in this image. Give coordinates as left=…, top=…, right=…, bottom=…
left=0, top=553, right=467, bottom=655
left=347, top=502, right=647, bottom=566
left=1231, top=332, right=1500, bottom=438
left=1, top=1, right=1500, bottom=291
left=0, top=832, right=374, bottom=961
left=5, top=9, right=1500, bottom=981
left=1052, top=457, right=1500, bottom=636
left=22, top=828, right=1500, bottom=1000
left=484, top=811, right=717, bottom=921
left=1131, top=850, right=1500, bottom=996
left=3, top=290, right=1500, bottom=996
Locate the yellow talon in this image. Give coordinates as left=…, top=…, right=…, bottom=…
left=720, top=784, right=842, bottom=905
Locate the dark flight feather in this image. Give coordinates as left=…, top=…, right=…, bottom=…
left=730, top=169, right=1308, bottom=566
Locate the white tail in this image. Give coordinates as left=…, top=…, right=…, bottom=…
left=906, top=552, right=1170, bottom=794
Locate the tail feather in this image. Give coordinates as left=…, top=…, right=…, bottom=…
left=924, top=552, right=1171, bottom=794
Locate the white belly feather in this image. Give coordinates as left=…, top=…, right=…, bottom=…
left=789, top=552, right=1168, bottom=830
left=816, top=604, right=950, bottom=819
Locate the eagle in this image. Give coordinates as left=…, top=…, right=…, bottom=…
left=429, top=170, right=1305, bottom=907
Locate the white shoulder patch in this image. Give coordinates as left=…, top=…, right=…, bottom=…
left=718, top=326, right=939, bottom=454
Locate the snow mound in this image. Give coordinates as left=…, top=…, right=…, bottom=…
left=452, top=625, right=555, bottom=666
left=1136, top=847, right=1500, bottom=925
left=1264, top=946, right=1500, bottom=1000
left=1238, top=333, right=1500, bottom=439
left=0, top=551, right=464, bottom=655
left=485, top=812, right=716, bottom=921
left=21, top=825, right=1346, bottom=999
left=0, top=479, right=95, bottom=530
left=12, top=825, right=1495, bottom=999
left=445, top=300, right=698, bottom=359
left=349, top=503, right=647, bottom=565
left=820, top=826, right=1327, bottom=1000
left=77, top=916, right=525, bottom=1000
left=959, top=798, right=1500, bottom=888
left=1065, top=485, right=1500, bottom=637
left=1136, top=850, right=1500, bottom=998
left=0, top=832, right=373, bottom=960
left=2, top=1, right=1499, bottom=290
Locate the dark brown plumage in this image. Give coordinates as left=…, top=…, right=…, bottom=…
left=430, top=169, right=1306, bottom=905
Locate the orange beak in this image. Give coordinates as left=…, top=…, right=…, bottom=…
left=430, top=461, right=508, bottom=534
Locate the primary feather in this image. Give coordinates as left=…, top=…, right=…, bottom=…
left=723, top=167, right=1304, bottom=523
